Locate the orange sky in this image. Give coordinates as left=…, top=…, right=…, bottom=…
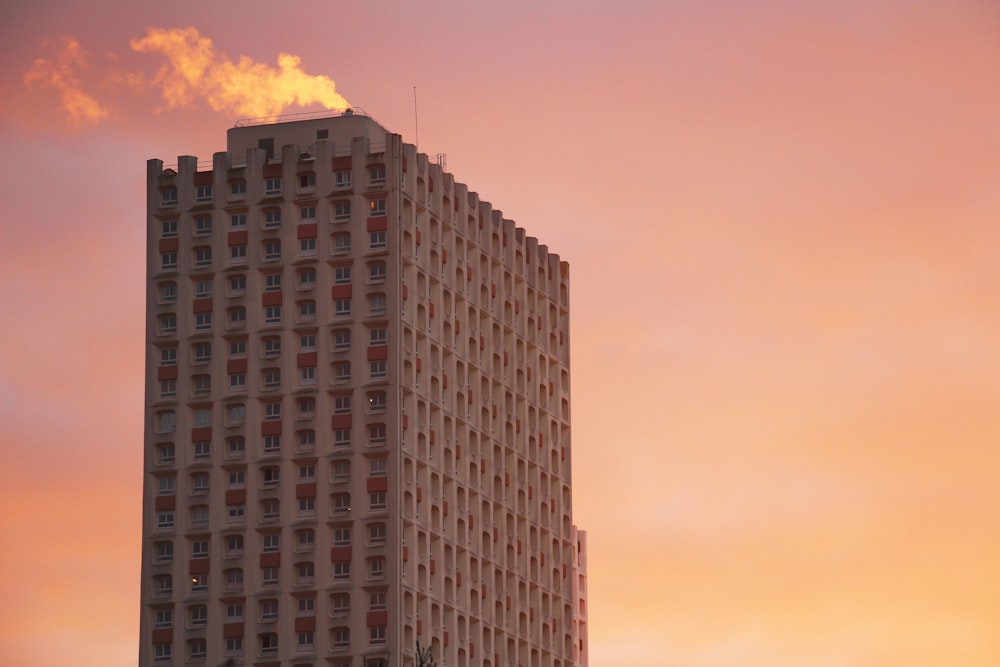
left=3, top=1, right=1000, bottom=665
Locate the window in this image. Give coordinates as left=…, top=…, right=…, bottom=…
left=160, top=347, right=177, bottom=366
left=334, top=266, right=351, bottom=284
left=297, top=429, right=316, bottom=451
left=157, top=442, right=176, bottom=464
left=334, top=299, right=351, bottom=318
left=334, top=170, right=351, bottom=189
left=159, top=379, right=176, bottom=399
left=369, top=625, right=387, bottom=645
left=225, top=637, right=243, bottom=655
left=333, top=561, right=351, bottom=581
left=296, top=528, right=315, bottom=550
left=194, top=215, right=212, bottom=234
left=334, top=201, right=351, bottom=221
left=191, top=375, right=210, bottom=397
left=229, top=307, right=246, bottom=326
left=190, top=574, right=207, bottom=593
left=154, top=540, right=174, bottom=563
left=230, top=212, right=247, bottom=229
left=262, top=566, right=279, bottom=586
left=369, top=590, right=386, bottom=610
left=263, top=336, right=281, bottom=357
left=226, top=436, right=245, bottom=458
left=368, top=261, right=386, bottom=282
left=298, top=497, right=315, bottom=515
left=369, top=198, right=386, bottom=216
left=195, top=184, right=213, bottom=202
left=230, top=244, right=247, bottom=262
left=298, top=463, right=316, bottom=481
left=261, top=498, right=280, bottom=521
left=332, top=592, right=350, bottom=615
left=158, top=281, right=177, bottom=303
left=368, top=557, right=386, bottom=579
left=368, top=293, right=386, bottom=316
left=369, top=491, right=387, bottom=511
left=225, top=567, right=244, bottom=591
left=367, top=391, right=387, bottom=412
left=260, top=598, right=279, bottom=622
left=154, top=643, right=171, bottom=663
left=298, top=300, right=316, bottom=321
left=161, top=187, right=178, bottom=206
left=193, top=342, right=211, bottom=363
left=297, top=631, right=315, bottom=651
left=229, top=372, right=246, bottom=391
left=263, top=240, right=281, bottom=261
left=264, top=402, right=281, bottom=421
left=299, top=172, right=316, bottom=189
left=156, top=511, right=174, bottom=529
left=229, top=339, right=247, bottom=357
left=153, top=574, right=172, bottom=596
left=333, top=492, right=351, bottom=514
left=334, top=361, right=351, bottom=383
left=227, top=602, right=244, bottom=621
left=265, top=178, right=282, bottom=195
left=158, top=313, right=176, bottom=335
left=264, top=305, right=282, bottom=324
left=297, top=595, right=316, bottom=615
left=369, top=360, right=387, bottom=380
left=369, top=230, right=387, bottom=249
left=333, top=232, right=351, bottom=254
left=191, top=505, right=209, bottom=528
left=297, top=396, right=316, bottom=416
left=194, top=246, right=212, bottom=267
left=299, top=206, right=316, bottom=222
left=298, top=268, right=316, bottom=288
left=226, top=403, right=247, bottom=426
left=157, top=476, right=175, bottom=496
left=228, top=470, right=246, bottom=488
left=194, top=312, right=212, bottom=330
left=193, top=408, right=211, bottom=428
left=369, top=327, right=387, bottom=345
left=160, top=219, right=177, bottom=237
left=369, top=458, right=387, bottom=477
left=227, top=504, right=245, bottom=523
left=260, top=632, right=279, bottom=655
left=194, top=279, right=212, bottom=298
left=264, top=208, right=282, bottom=228
left=334, top=395, right=351, bottom=414
left=157, top=411, right=176, bottom=433
left=230, top=180, right=246, bottom=197
left=262, top=466, right=280, bottom=486
left=263, top=368, right=281, bottom=390
left=334, top=429, right=351, bottom=448
left=369, top=164, right=386, bottom=186
left=263, top=435, right=281, bottom=453
left=368, top=522, right=386, bottom=545
left=264, top=273, right=281, bottom=291
left=299, top=334, right=316, bottom=351
left=191, top=472, right=209, bottom=494
left=192, top=539, right=209, bottom=559
left=333, top=329, right=351, bottom=350
left=154, top=608, right=172, bottom=628
left=296, top=562, right=315, bottom=584
left=193, top=440, right=210, bottom=460
left=189, top=604, right=207, bottom=626
left=368, top=423, right=386, bottom=447
left=160, top=252, right=177, bottom=271
left=333, top=527, right=351, bottom=546
left=332, top=459, right=351, bottom=483
left=225, top=534, right=244, bottom=556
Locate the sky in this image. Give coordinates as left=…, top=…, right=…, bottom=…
left=2, top=0, right=1000, bottom=665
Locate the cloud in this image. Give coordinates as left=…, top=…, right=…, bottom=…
left=23, top=37, right=110, bottom=125
left=129, top=27, right=350, bottom=118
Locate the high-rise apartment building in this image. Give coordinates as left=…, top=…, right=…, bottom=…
left=140, top=111, right=587, bottom=667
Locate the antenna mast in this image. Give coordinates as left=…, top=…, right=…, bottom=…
left=413, top=86, right=419, bottom=151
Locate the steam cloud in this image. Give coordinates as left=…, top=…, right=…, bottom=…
left=24, top=27, right=351, bottom=124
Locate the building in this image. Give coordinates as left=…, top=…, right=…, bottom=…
left=139, top=111, right=588, bottom=667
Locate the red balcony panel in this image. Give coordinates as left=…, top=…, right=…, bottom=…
left=158, top=237, right=178, bottom=253
left=442, top=500, right=448, bottom=516
left=416, top=486, right=422, bottom=502
left=331, top=156, right=352, bottom=171
left=415, top=357, right=422, bottom=372
left=527, top=366, right=532, bottom=381
left=444, top=630, right=449, bottom=646
left=366, top=477, right=387, bottom=493
left=228, top=230, right=247, bottom=246
left=402, top=414, right=408, bottom=430
left=193, top=171, right=213, bottom=186
left=402, top=157, right=407, bottom=172
left=479, top=214, right=484, bottom=228
left=428, top=178, right=434, bottom=192
left=429, top=429, right=435, bottom=445
left=402, top=283, right=408, bottom=300
left=366, top=610, right=388, bottom=627
left=491, top=282, right=496, bottom=298
left=262, top=291, right=283, bottom=306
left=263, top=164, right=282, bottom=178
left=156, top=365, right=178, bottom=381
left=442, top=373, right=448, bottom=389
left=331, top=414, right=352, bottom=429
left=367, top=345, right=388, bottom=361
left=330, top=546, right=352, bottom=562
left=297, top=351, right=317, bottom=368
left=468, top=514, right=474, bottom=531
left=260, top=552, right=280, bottom=568
left=503, top=351, right=509, bottom=366
left=517, top=539, right=522, bottom=554
left=260, top=420, right=282, bottom=436
left=456, top=571, right=462, bottom=587
left=191, top=427, right=212, bottom=441
left=366, top=216, right=387, bottom=232
left=470, top=642, right=475, bottom=658
left=505, top=472, right=510, bottom=487
left=515, top=299, right=520, bottom=314
left=296, top=482, right=317, bottom=499
left=155, top=495, right=175, bottom=511
left=223, top=622, right=244, bottom=639
left=455, top=444, right=461, bottom=458
left=516, top=418, right=521, bottom=433
left=430, top=559, right=436, bottom=574
left=429, top=302, right=435, bottom=318
left=297, top=223, right=317, bottom=239
left=455, top=319, right=461, bottom=334
left=193, top=298, right=213, bottom=314
left=415, top=229, right=421, bottom=246
left=295, top=616, right=316, bottom=633
left=479, top=335, right=485, bottom=350
left=151, top=628, right=172, bottom=644
left=227, top=358, right=247, bottom=374
left=417, top=618, right=423, bottom=634
left=506, top=595, right=511, bottom=610
left=441, top=249, right=447, bottom=264
left=466, top=266, right=471, bottom=282
left=402, top=546, right=408, bottom=561
left=225, top=489, right=245, bottom=505
left=189, top=558, right=209, bottom=574
left=331, top=284, right=352, bottom=299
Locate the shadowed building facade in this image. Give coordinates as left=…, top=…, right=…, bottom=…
left=139, top=111, right=588, bottom=667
